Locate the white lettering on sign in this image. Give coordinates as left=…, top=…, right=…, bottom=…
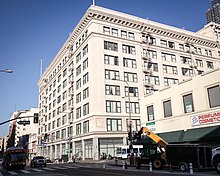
left=191, top=111, right=220, bottom=126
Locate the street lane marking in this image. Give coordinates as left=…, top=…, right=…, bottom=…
left=63, top=165, right=78, bottom=168
left=52, top=166, right=67, bottom=169
left=20, top=169, right=31, bottom=173
left=8, top=171, right=18, bottom=175
left=43, top=167, right=56, bottom=170
left=31, top=168, right=43, bottom=172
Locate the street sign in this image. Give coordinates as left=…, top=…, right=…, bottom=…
left=17, top=120, right=30, bottom=125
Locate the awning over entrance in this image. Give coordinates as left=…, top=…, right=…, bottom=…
left=182, top=126, right=220, bottom=142
left=158, top=126, right=220, bottom=144
left=158, top=130, right=184, bottom=143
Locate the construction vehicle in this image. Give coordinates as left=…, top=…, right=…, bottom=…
left=134, top=127, right=220, bottom=174
left=134, top=127, right=167, bottom=169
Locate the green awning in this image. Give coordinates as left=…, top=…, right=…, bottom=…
left=158, top=130, right=184, bottom=143
left=182, top=126, right=220, bottom=142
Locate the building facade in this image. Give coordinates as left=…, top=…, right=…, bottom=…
left=7, top=108, right=38, bottom=159
left=206, top=0, right=220, bottom=24
left=140, top=69, right=220, bottom=147
left=37, top=5, right=220, bottom=160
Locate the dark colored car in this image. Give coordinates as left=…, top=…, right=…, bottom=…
left=30, top=156, right=47, bottom=167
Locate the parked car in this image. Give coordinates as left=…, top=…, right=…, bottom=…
left=30, top=156, right=47, bottom=167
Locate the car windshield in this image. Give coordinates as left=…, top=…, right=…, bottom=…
left=34, top=156, right=45, bottom=159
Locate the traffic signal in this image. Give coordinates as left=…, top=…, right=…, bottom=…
left=33, top=113, right=39, bottom=123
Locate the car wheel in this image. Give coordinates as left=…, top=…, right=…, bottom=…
left=179, top=163, right=187, bottom=172
left=214, top=158, right=220, bottom=174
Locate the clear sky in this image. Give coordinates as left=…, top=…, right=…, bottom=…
left=0, top=0, right=211, bottom=137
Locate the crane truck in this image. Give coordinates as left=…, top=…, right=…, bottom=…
left=134, top=127, right=220, bottom=174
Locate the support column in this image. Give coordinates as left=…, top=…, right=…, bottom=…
left=82, top=139, right=85, bottom=160
left=93, top=137, right=99, bottom=160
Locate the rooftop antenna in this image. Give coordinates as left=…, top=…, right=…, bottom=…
left=40, top=57, right=43, bottom=77
left=92, top=0, right=95, bottom=5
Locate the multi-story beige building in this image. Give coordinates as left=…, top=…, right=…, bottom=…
left=140, top=68, right=220, bottom=147
left=37, top=5, right=220, bottom=160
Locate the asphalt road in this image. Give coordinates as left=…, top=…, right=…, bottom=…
left=0, top=161, right=219, bottom=176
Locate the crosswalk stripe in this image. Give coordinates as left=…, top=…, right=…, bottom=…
left=52, top=166, right=66, bottom=170
left=63, top=165, right=78, bottom=168
left=42, top=167, right=56, bottom=171
left=31, top=168, right=43, bottom=172
left=20, top=169, right=31, bottom=173
left=8, top=171, right=18, bottom=175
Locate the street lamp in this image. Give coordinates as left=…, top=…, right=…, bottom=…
left=0, top=69, right=13, bottom=73
left=111, top=78, right=134, bottom=164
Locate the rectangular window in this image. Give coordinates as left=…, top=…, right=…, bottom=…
left=76, top=79, right=81, bottom=90
left=125, top=86, right=139, bottom=97
left=125, top=102, right=140, bottom=114
left=83, top=58, right=88, bottom=70
left=76, top=93, right=81, bottom=103
left=147, top=105, right=154, bottom=121
left=121, top=30, right=127, bottom=38
left=103, top=26, right=110, bottom=35
left=76, top=107, right=81, bottom=119
left=183, top=93, right=194, bottom=113
left=76, top=123, right=81, bottom=135
left=83, top=87, right=89, bottom=99
left=163, top=100, right=172, bottom=117
left=83, top=72, right=89, bottom=84
left=76, top=53, right=81, bottom=64
left=76, top=65, right=81, bottom=76
left=112, top=28, right=118, bottom=36
left=128, top=32, right=135, bottom=40
left=107, top=119, right=122, bottom=131
left=104, top=41, right=118, bottom=51
left=124, top=72, right=138, bottom=82
left=104, top=55, right=119, bottom=66
left=106, top=100, right=121, bottom=113
left=182, top=68, right=193, bottom=77
left=122, top=45, right=136, bottom=54
left=83, top=120, right=89, bottom=134
left=83, top=103, right=89, bottom=116
left=123, top=58, right=137, bottom=68
left=83, top=45, right=88, bottom=57
left=207, top=61, right=214, bottom=69
left=207, top=85, right=220, bottom=108
left=105, top=69, right=120, bottom=80
left=105, top=84, right=120, bottom=96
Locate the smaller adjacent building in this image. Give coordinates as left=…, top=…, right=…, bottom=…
left=7, top=108, right=38, bottom=160
left=140, top=68, right=220, bottom=147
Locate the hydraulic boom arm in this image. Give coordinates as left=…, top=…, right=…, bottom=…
left=140, top=127, right=168, bottom=149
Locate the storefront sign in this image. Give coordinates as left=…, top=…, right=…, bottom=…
left=146, top=121, right=156, bottom=131
left=191, top=111, right=220, bottom=126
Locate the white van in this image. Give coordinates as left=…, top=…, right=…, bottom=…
left=116, top=145, right=143, bottom=159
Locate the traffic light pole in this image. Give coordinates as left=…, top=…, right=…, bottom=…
left=0, top=113, right=39, bottom=126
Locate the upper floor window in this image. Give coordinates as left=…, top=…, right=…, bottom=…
left=147, top=105, right=154, bottom=121
left=207, top=61, right=214, bottom=69
left=207, top=85, right=220, bottom=108
left=125, top=102, right=140, bottom=114
left=83, top=45, right=88, bottom=57
left=83, top=58, right=88, bottom=70
left=163, top=100, right=172, bottom=117
left=183, top=93, right=194, bottom=113
left=128, top=32, right=135, bottom=40
left=124, top=72, right=138, bottom=82
left=122, top=45, right=136, bottom=54
left=112, top=28, right=118, bottom=36
left=103, top=26, right=110, bottom=35
left=104, top=55, right=119, bottom=66
left=123, top=58, right=137, bottom=68
left=107, top=118, right=122, bottom=131
left=105, top=84, right=120, bottom=96
left=83, top=120, right=89, bottom=134
left=125, top=86, right=139, bottom=97
left=104, top=41, right=118, bottom=51
left=106, top=100, right=121, bottom=113
left=105, top=69, right=120, bottom=80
